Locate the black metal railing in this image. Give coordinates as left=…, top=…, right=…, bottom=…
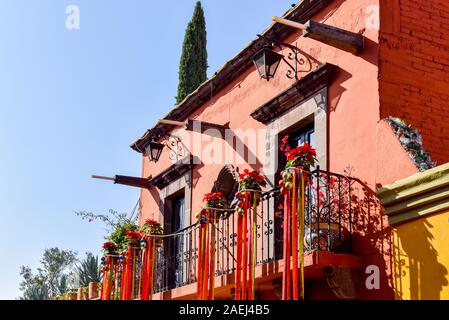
left=153, top=167, right=362, bottom=293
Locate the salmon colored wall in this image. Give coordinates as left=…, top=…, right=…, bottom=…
left=376, top=120, right=419, bottom=187
left=137, top=0, right=420, bottom=299
left=392, top=209, right=449, bottom=300
left=141, top=0, right=385, bottom=218
left=379, top=0, right=449, bottom=165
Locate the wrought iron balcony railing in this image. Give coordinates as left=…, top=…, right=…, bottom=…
left=152, top=167, right=365, bottom=294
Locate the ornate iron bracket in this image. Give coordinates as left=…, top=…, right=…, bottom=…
left=257, top=34, right=309, bottom=81
left=151, top=132, right=188, bottom=163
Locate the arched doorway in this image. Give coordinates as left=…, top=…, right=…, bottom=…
left=212, top=165, right=239, bottom=205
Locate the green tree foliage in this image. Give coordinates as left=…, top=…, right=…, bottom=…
left=18, top=247, right=77, bottom=300
left=75, top=208, right=138, bottom=251
left=76, top=252, right=101, bottom=287
left=176, top=1, right=208, bottom=104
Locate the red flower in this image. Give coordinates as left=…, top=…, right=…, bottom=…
left=102, top=242, right=116, bottom=250
left=144, top=219, right=159, bottom=226
left=125, top=230, right=141, bottom=239
left=239, top=169, right=266, bottom=188
left=203, top=192, right=224, bottom=202
left=286, top=142, right=316, bottom=164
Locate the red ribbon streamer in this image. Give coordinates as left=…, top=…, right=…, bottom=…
left=100, top=255, right=115, bottom=300
left=235, top=191, right=258, bottom=300
left=282, top=168, right=306, bottom=300
left=141, top=237, right=155, bottom=300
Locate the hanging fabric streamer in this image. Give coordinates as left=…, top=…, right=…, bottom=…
left=250, top=192, right=258, bottom=300
left=234, top=190, right=260, bottom=300
left=299, top=169, right=305, bottom=300
left=119, top=254, right=125, bottom=300
left=120, top=241, right=140, bottom=300
left=242, top=192, right=248, bottom=299
left=197, top=209, right=214, bottom=300
left=235, top=206, right=243, bottom=300
left=121, top=247, right=132, bottom=300
left=141, top=236, right=156, bottom=300
left=282, top=190, right=291, bottom=300
left=197, top=192, right=228, bottom=300
left=208, top=210, right=217, bottom=300
left=233, top=170, right=266, bottom=301
left=197, top=221, right=205, bottom=299
left=100, top=255, right=115, bottom=300
left=292, top=170, right=299, bottom=300
left=281, top=167, right=306, bottom=300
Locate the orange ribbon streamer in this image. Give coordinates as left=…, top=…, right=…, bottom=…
left=197, top=210, right=217, bottom=300
left=100, top=255, right=115, bottom=300
left=235, top=191, right=258, bottom=300
left=141, top=237, right=156, bottom=300
left=282, top=168, right=306, bottom=300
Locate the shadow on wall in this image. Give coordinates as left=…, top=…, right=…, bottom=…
left=394, top=219, right=448, bottom=300
left=349, top=180, right=395, bottom=299
left=328, top=67, right=351, bottom=112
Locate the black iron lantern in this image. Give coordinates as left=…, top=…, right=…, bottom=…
left=147, top=141, right=165, bottom=162
left=251, top=46, right=284, bottom=81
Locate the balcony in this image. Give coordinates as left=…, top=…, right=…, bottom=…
left=150, top=167, right=363, bottom=299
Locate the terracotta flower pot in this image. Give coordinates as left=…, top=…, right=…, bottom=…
left=88, top=282, right=99, bottom=300
left=77, top=288, right=84, bottom=300
left=65, top=292, right=77, bottom=300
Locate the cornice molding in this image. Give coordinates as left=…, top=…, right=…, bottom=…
left=250, top=63, right=337, bottom=124
left=377, top=162, right=449, bottom=226
left=150, top=156, right=198, bottom=190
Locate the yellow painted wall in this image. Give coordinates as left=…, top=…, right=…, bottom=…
left=393, top=209, right=449, bottom=300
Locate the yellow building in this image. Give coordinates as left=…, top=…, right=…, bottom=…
left=378, top=163, right=449, bottom=300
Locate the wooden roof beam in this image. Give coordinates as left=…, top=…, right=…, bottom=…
left=272, top=16, right=364, bottom=55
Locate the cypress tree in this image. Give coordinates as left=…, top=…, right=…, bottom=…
left=176, top=1, right=208, bottom=104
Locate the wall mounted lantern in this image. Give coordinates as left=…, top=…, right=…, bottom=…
left=251, top=46, right=284, bottom=81
left=251, top=16, right=364, bottom=81
left=147, top=141, right=165, bottom=162
left=145, top=131, right=186, bottom=164
left=251, top=37, right=301, bottom=82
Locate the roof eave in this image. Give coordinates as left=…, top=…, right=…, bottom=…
left=131, top=0, right=333, bottom=153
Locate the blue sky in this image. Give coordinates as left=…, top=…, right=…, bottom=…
left=0, top=0, right=295, bottom=299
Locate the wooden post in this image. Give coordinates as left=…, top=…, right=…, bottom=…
left=88, top=282, right=99, bottom=300
left=302, top=20, right=364, bottom=55
left=272, top=16, right=308, bottom=30
left=157, top=119, right=186, bottom=126
left=91, top=175, right=115, bottom=181
left=272, top=16, right=364, bottom=55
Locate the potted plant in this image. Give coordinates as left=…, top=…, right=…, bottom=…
left=232, top=169, right=266, bottom=213
left=102, top=241, right=117, bottom=255
left=88, top=281, right=99, bottom=300
left=65, top=291, right=78, bottom=300
left=124, top=229, right=142, bottom=246
left=278, top=135, right=317, bottom=195
left=140, top=219, right=163, bottom=247
left=196, top=192, right=228, bottom=224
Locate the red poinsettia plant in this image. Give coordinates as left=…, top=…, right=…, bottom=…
left=232, top=169, right=267, bottom=214
left=238, top=169, right=267, bottom=191
left=140, top=219, right=163, bottom=236
left=203, top=192, right=227, bottom=209
left=279, top=135, right=318, bottom=194
left=125, top=229, right=142, bottom=242
left=102, top=241, right=117, bottom=255
left=281, top=135, right=317, bottom=169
